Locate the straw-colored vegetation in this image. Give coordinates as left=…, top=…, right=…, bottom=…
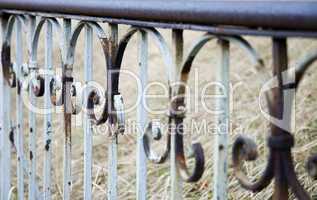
left=8, top=22, right=317, bottom=199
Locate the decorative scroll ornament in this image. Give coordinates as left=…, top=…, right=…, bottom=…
left=292, top=49, right=317, bottom=181
left=49, top=75, right=63, bottom=106
left=232, top=38, right=314, bottom=199
left=172, top=33, right=266, bottom=183
left=1, top=15, right=27, bottom=88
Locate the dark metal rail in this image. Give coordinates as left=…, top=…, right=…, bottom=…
left=0, top=0, right=317, bottom=31
left=0, top=1, right=317, bottom=200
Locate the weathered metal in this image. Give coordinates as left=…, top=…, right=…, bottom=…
left=0, top=0, right=317, bottom=31
left=27, top=15, right=37, bottom=200
left=0, top=1, right=317, bottom=200
left=143, top=121, right=170, bottom=164
left=171, top=29, right=184, bottom=200
left=15, top=15, right=24, bottom=200
left=83, top=24, right=93, bottom=200
left=43, top=20, right=53, bottom=200
left=62, top=18, right=72, bottom=200
left=107, top=23, right=119, bottom=200
left=213, top=38, right=230, bottom=200
left=232, top=38, right=312, bottom=200
left=3, top=9, right=317, bottom=39
left=136, top=29, right=148, bottom=200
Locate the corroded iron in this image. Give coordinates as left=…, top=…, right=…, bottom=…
left=0, top=15, right=24, bottom=88
left=1, top=0, right=317, bottom=31
left=0, top=2, right=317, bottom=200
left=143, top=120, right=170, bottom=164
left=232, top=38, right=312, bottom=200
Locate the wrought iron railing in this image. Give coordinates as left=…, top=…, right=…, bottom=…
left=0, top=1, right=317, bottom=200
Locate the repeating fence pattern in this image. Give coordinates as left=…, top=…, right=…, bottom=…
left=0, top=1, right=317, bottom=200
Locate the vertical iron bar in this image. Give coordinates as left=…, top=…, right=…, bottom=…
left=28, top=15, right=37, bottom=200
left=136, top=30, right=148, bottom=200
left=63, top=18, right=72, bottom=200
left=171, top=29, right=183, bottom=200
left=107, top=23, right=118, bottom=200
left=15, top=17, right=24, bottom=200
left=0, top=16, right=11, bottom=200
left=0, top=16, right=2, bottom=198
left=44, top=21, right=53, bottom=200
left=272, top=37, right=289, bottom=200
left=213, top=39, right=230, bottom=200
left=83, top=24, right=93, bottom=200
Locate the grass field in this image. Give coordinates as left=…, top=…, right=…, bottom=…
left=7, top=23, right=317, bottom=199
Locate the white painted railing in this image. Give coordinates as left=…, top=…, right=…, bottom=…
left=0, top=2, right=317, bottom=200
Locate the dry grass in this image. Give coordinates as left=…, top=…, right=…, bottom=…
left=7, top=22, right=317, bottom=199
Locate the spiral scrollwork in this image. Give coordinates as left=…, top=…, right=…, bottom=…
left=108, top=26, right=173, bottom=162
left=231, top=38, right=315, bottom=199
left=143, top=119, right=170, bottom=164
left=170, top=94, right=205, bottom=182
left=292, top=50, right=317, bottom=181
left=232, top=135, right=274, bottom=192
left=49, top=75, right=63, bottom=106
left=171, top=33, right=266, bottom=183
left=1, top=15, right=27, bottom=88
left=31, top=74, right=45, bottom=97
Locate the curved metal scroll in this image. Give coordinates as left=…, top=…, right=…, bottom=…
left=1, top=15, right=27, bottom=88
left=172, top=34, right=265, bottom=182
left=209, top=36, right=279, bottom=192
left=112, top=27, right=172, bottom=163
left=232, top=136, right=274, bottom=191
left=29, top=17, right=63, bottom=99
left=66, top=21, right=110, bottom=121
left=61, top=21, right=122, bottom=127
left=186, top=35, right=278, bottom=192
left=232, top=38, right=313, bottom=199
left=116, top=27, right=206, bottom=179
left=292, top=50, right=317, bottom=180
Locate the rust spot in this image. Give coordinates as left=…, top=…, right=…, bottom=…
left=30, top=128, right=33, bottom=132
left=9, top=129, right=14, bottom=145
left=219, top=144, right=224, bottom=151
left=45, top=139, right=51, bottom=151
left=30, top=151, right=33, bottom=160
left=17, top=80, right=22, bottom=94
left=1, top=43, right=12, bottom=80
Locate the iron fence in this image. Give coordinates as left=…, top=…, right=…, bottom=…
left=0, top=0, right=316, bottom=200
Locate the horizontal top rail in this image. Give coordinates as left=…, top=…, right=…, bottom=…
left=0, top=0, right=317, bottom=31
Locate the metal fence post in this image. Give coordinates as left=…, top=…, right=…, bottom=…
left=0, top=15, right=11, bottom=200
left=213, top=39, right=230, bottom=200
left=107, top=23, right=119, bottom=200
left=171, top=29, right=183, bottom=200
left=136, top=30, right=148, bottom=200
left=43, top=20, right=53, bottom=200
left=83, top=24, right=93, bottom=200
left=15, top=17, right=24, bottom=200
left=28, top=15, right=37, bottom=200
left=63, top=18, right=72, bottom=200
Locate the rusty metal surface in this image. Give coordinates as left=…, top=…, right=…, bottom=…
left=2, top=10, right=317, bottom=38
left=1, top=2, right=317, bottom=198
left=0, top=0, right=317, bottom=31
left=232, top=38, right=312, bottom=200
